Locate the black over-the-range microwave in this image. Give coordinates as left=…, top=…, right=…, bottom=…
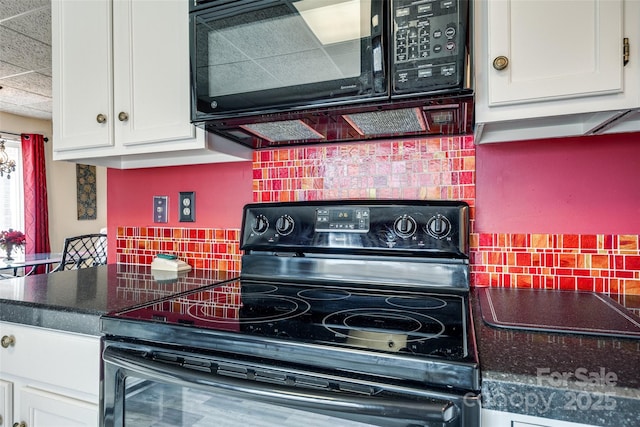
left=190, top=0, right=473, bottom=149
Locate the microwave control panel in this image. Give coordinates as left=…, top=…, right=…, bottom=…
left=392, top=0, right=467, bottom=94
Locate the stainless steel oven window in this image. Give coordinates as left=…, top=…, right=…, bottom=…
left=124, top=380, right=383, bottom=426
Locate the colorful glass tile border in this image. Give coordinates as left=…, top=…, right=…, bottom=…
left=251, top=136, right=476, bottom=213
left=471, top=233, right=640, bottom=295
left=114, top=226, right=242, bottom=273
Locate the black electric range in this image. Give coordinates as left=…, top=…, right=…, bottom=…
left=102, top=200, right=480, bottom=427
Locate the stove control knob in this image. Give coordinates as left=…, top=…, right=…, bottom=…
left=276, top=215, right=295, bottom=236
left=426, top=215, right=451, bottom=239
left=393, top=214, right=417, bottom=238
left=252, top=214, right=269, bottom=234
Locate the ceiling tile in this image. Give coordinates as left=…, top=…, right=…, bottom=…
left=0, top=1, right=53, bottom=120
left=36, top=66, right=51, bottom=77
left=0, top=26, right=51, bottom=73
left=0, top=0, right=49, bottom=21
left=0, top=102, right=51, bottom=119
left=0, top=85, right=50, bottom=106
left=0, top=71, right=51, bottom=97
left=0, top=60, right=28, bottom=79
left=1, top=5, right=51, bottom=45
left=26, top=99, right=52, bottom=112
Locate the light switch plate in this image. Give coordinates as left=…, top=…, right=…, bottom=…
left=153, top=196, right=168, bottom=223
left=179, top=192, right=195, bottom=222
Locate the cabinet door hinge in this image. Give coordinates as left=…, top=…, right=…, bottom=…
left=623, top=38, right=630, bottom=66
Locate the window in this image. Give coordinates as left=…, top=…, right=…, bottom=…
left=0, top=138, right=24, bottom=232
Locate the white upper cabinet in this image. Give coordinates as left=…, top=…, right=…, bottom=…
left=52, top=0, right=251, bottom=168
left=53, top=0, right=113, bottom=151
left=474, top=0, right=640, bottom=143
left=487, top=1, right=623, bottom=105
left=111, top=0, right=195, bottom=147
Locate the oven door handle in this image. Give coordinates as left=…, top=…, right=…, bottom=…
left=104, top=346, right=458, bottom=424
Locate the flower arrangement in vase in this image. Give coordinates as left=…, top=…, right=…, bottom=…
left=0, top=229, right=26, bottom=261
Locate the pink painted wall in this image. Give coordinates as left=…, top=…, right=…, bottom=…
left=106, top=161, right=253, bottom=261
left=106, top=132, right=640, bottom=294
left=475, top=133, right=640, bottom=235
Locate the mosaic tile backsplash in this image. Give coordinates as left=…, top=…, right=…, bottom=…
left=115, top=227, right=242, bottom=273
left=115, top=135, right=640, bottom=295
left=471, top=233, right=640, bottom=295
left=251, top=138, right=476, bottom=204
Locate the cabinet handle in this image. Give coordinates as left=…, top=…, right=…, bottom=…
left=623, top=37, right=630, bottom=66
left=118, top=112, right=129, bottom=122
left=492, top=55, right=509, bottom=71
left=13, top=422, right=26, bottom=427
left=96, top=113, right=107, bottom=124
left=1, top=335, right=15, bottom=348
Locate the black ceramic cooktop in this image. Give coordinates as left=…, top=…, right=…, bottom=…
left=113, top=279, right=471, bottom=361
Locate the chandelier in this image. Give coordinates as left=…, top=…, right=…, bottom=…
left=0, top=140, right=17, bottom=179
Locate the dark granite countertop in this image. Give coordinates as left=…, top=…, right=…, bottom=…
left=0, top=264, right=237, bottom=335
left=3, top=268, right=639, bottom=426
left=472, top=287, right=640, bottom=427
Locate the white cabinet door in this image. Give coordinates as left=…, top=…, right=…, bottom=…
left=52, top=0, right=113, bottom=151
left=0, top=322, right=100, bottom=400
left=487, top=0, right=623, bottom=106
left=18, top=387, right=98, bottom=427
left=112, top=0, right=196, bottom=147
left=474, top=0, right=640, bottom=143
left=0, top=379, right=13, bottom=427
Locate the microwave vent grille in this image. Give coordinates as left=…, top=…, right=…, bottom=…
left=343, top=108, right=427, bottom=136
left=241, top=120, right=325, bottom=142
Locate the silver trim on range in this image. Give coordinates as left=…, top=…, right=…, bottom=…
left=241, top=254, right=470, bottom=290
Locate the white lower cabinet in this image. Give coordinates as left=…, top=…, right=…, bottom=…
left=0, top=379, right=13, bottom=427
left=0, top=321, right=100, bottom=427
left=483, top=408, right=600, bottom=427
left=19, top=387, right=98, bottom=427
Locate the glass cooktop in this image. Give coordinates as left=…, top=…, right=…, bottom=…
left=111, top=279, right=470, bottom=361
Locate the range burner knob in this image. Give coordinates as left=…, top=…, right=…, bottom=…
left=426, top=215, right=451, bottom=239
left=276, top=215, right=295, bottom=236
left=393, top=214, right=417, bottom=238
left=252, top=214, right=269, bottom=234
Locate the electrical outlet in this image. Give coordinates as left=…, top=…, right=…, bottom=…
left=179, top=192, right=195, bottom=222
left=153, top=196, right=168, bottom=223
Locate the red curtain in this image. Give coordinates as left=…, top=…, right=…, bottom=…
left=21, top=134, right=51, bottom=257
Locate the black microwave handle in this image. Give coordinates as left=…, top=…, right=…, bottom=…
left=104, top=346, right=458, bottom=426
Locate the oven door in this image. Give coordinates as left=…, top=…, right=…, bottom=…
left=102, top=342, right=479, bottom=427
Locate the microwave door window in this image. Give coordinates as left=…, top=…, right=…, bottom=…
left=194, top=0, right=377, bottom=115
